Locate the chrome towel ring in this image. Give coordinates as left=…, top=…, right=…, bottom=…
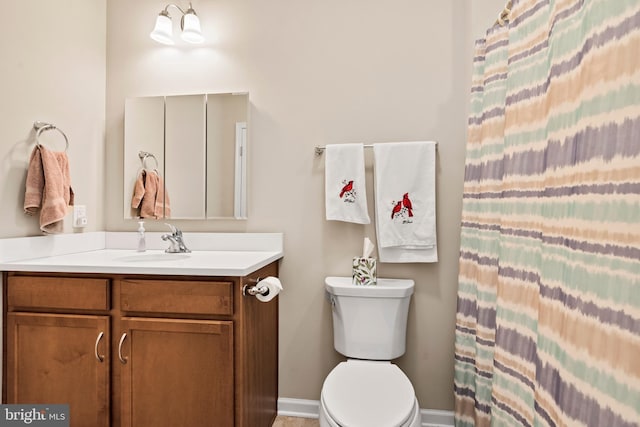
left=34, top=121, right=69, bottom=152
left=138, top=150, right=159, bottom=170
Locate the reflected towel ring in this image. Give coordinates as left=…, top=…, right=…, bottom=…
left=34, top=121, right=69, bottom=152
left=138, top=151, right=159, bottom=171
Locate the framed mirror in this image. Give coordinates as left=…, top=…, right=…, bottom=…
left=124, top=92, right=249, bottom=220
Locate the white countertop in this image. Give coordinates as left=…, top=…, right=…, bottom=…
left=0, top=232, right=283, bottom=277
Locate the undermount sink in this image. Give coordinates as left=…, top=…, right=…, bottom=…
left=114, top=253, right=191, bottom=262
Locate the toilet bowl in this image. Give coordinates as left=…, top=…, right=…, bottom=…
left=319, top=360, right=420, bottom=427
left=320, top=277, right=420, bottom=427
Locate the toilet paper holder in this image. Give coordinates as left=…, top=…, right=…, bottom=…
left=242, top=277, right=270, bottom=297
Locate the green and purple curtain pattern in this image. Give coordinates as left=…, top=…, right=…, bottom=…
left=455, top=0, right=640, bottom=425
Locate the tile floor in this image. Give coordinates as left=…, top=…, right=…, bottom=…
left=272, top=416, right=320, bottom=427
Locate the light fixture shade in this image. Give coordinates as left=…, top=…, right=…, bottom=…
left=181, top=11, right=204, bottom=44
left=150, top=11, right=174, bottom=45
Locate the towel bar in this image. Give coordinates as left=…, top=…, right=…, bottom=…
left=314, top=142, right=437, bottom=155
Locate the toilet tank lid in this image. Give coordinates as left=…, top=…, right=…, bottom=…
left=325, top=276, right=414, bottom=297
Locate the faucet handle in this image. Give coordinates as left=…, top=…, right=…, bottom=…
left=164, top=223, right=177, bottom=234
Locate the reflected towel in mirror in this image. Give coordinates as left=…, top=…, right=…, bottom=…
left=131, top=169, right=171, bottom=219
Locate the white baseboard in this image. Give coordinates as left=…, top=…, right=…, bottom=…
left=420, top=408, right=455, bottom=427
left=277, top=397, right=454, bottom=427
left=278, top=398, right=320, bottom=419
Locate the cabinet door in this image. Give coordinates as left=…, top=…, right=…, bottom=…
left=6, top=313, right=110, bottom=427
left=119, top=318, right=234, bottom=427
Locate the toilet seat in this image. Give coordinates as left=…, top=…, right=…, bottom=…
left=320, top=360, right=417, bottom=427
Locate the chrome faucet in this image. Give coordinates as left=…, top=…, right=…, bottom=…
left=161, top=224, right=191, bottom=253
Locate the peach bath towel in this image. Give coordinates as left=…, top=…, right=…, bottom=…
left=131, top=169, right=171, bottom=219
left=24, top=145, right=74, bottom=233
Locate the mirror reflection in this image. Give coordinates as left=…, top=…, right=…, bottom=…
left=124, top=92, right=248, bottom=220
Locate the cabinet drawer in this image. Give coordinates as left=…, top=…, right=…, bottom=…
left=7, top=276, right=110, bottom=311
left=120, top=279, right=233, bottom=316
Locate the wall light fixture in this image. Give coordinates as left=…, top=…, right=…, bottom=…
left=150, top=3, right=204, bottom=45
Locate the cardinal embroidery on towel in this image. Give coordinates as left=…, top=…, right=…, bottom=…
left=339, top=180, right=357, bottom=203
left=391, top=192, right=414, bottom=224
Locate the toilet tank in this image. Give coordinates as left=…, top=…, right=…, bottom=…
left=325, top=276, right=414, bottom=360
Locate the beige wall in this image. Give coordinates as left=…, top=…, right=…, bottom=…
left=106, top=0, right=480, bottom=410
left=0, top=0, right=507, bottom=412
left=0, top=1, right=106, bottom=237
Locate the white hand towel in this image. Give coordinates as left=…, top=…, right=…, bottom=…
left=325, top=144, right=370, bottom=224
left=373, top=141, right=437, bottom=263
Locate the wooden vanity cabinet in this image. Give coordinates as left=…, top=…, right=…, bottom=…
left=118, top=317, right=234, bottom=427
left=116, top=278, right=235, bottom=427
left=4, top=276, right=111, bottom=427
left=2, top=261, right=279, bottom=427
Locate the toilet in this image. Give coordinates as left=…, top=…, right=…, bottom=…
left=320, top=277, right=420, bottom=427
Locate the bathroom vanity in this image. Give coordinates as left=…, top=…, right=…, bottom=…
left=0, top=232, right=283, bottom=427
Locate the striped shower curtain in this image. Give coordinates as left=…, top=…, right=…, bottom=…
left=454, top=0, right=640, bottom=426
